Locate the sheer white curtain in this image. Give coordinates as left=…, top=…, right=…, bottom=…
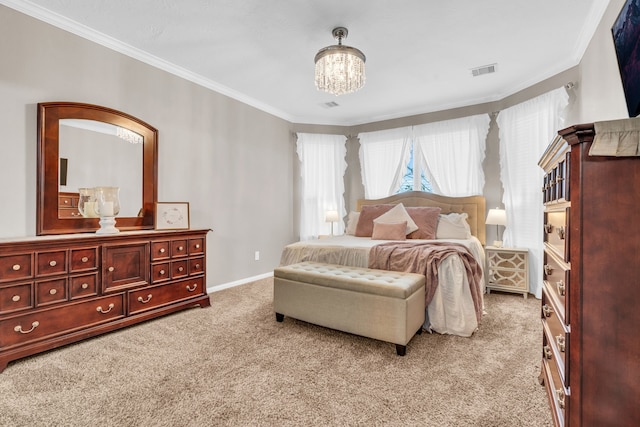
left=497, top=87, right=569, bottom=298
left=413, top=114, right=490, bottom=196
left=358, top=127, right=411, bottom=198
left=296, top=133, right=347, bottom=240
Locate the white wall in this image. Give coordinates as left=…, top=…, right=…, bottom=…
left=0, top=6, right=295, bottom=288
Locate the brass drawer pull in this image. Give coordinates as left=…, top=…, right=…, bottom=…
left=178, top=267, right=184, bottom=272
left=49, top=289, right=57, bottom=295
left=186, top=283, right=198, bottom=292
left=195, top=244, right=200, bottom=249
left=81, top=283, right=89, bottom=289
left=138, top=294, right=152, bottom=304
left=557, top=280, right=565, bottom=296
left=12, top=264, right=21, bottom=271
left=543, top=345, right=552, bottom=360
left=544, top=223, right=553, bottom=233
left=160, top=248, right=166, bottom=253
left=49, top=260, right=57, bottom=267
left=14, top=321, right=39, bottom=334
left=557, top=388, right=565, bottom=409
left=178, top=246, right=184, bottom=251
left=556, top=335, right=566, bottom=352
left=159, top=269, right=166, bottom=275
left=96, top=303, right=115, bottom=314
left=12, top=295, right=21, bottom=302
left=81, top=256, right=89, bottom=263
left=194, top=264, right=200, bottom=269
left=556, top=226, right=565, bottom=240
left=543, top=264, right=553, bottom=276
left=108, top=266, right=115, bottom=272
left=542, top=304, right=553, bottom=317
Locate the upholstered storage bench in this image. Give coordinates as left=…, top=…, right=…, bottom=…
left=273, top=261, right=426, bottom=355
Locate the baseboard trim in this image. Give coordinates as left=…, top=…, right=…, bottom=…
left=206, top=271, right=274, bottom=293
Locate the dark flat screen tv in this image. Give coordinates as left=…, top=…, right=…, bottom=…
left=612, top=0, right=640, bottom=117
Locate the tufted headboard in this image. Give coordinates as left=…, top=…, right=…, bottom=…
left=356, top=191, right=486, bottom=246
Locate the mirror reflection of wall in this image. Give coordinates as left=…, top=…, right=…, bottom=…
left=58, top=119, right=143, bottom=217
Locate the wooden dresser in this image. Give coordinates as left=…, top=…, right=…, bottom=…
left=538, top=122, right=640, bottom=426
left=0, top=229, right=210, bottom=372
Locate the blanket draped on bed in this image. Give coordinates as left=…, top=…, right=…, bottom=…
left=368, top=241, right=483, bottom=322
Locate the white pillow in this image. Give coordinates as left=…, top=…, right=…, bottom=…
left=373, top=203, right=418, bottom=235
left=436, top=213, right=471, bottom=239
left=345, top=211, right=360, bottom=235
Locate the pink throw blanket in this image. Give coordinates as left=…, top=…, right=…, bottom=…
left=368, top=241, right=483, bottom=322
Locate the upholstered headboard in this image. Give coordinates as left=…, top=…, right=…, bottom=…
left=356, top=191, right=486, bottom=246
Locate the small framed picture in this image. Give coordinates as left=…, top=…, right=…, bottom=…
left=155, top=202, right=190, bottom=230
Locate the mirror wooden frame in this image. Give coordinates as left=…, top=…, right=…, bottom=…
left=37, top=102, right=158, bottom=235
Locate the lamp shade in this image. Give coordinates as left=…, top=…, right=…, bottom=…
left=485, top=208, right=506, bottom=226
left=325, top=210, right=340, bottom=222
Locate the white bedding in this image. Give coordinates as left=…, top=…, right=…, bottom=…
left=280, top=235, right=485, bottom=337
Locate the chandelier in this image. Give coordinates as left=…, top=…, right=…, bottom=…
left=314, top=27, right=366, bottom=96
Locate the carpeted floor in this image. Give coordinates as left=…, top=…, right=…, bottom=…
left=0, top=278, right=552, bottom=426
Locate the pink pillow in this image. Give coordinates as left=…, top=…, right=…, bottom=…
left=355, top=204, right=395, bottom=237
left=372, top=221, right=407, bottom=240
left=406, top=207, right=442, bottom=239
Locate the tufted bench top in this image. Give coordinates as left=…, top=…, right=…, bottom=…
left=274, top=261, right=425, bottom=299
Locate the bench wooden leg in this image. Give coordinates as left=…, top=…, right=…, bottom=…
left=395, top=344, right=406, bottom=356
left=275, top=312, right=284, bottom=322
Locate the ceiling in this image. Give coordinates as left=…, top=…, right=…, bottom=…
left=5, top=0, right=610, bottom=126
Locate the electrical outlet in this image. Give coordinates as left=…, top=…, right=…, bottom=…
left=254, top=251, right=260, bottom=261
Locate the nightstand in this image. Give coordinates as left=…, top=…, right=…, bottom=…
left=485, top=246, right=529, bottom=298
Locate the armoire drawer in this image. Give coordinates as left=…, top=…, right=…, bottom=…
left=128, top=277, right=205, bottom=315
left=542, top=350, right=567, bottom=427
left=543, top=250, right=569, bottom=325
left=0, top=294, right=125, bottom=349
left=544, top=208, right=569, bottom=262
left=542, top=286, right=569, bottom=387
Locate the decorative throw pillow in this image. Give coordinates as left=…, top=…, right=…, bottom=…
left=436, top=212, right=472, bottom=239
left=345, top=211, right=360, bottom=235
left=372, top=203, right=418, bottom=235
left=406, top=206, right=442, bottom=239
left=371, top=221, right=407, bottom=240
left=354, top=204, right=395, bottom=237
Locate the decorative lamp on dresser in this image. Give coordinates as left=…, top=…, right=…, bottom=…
left=0, top=102, right=211, bottom=373
left=537, top=119, right=640, bottom=426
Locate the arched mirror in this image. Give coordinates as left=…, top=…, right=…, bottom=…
left=37, top=102, right=158, bottom=235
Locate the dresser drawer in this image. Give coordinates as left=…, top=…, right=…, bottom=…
left=36, top=278, right=67, bottom=307
left=171, top=260, right=188, bottom=279
left=541, top=345, right=568, bottom=427
left=69, top=273, right=98, bottom=300
left=151, top=262, right=171, bottom=283
left=189, top=238, right=204, bottom=255
left=0, top=282, right=33, bottom=314
left=70, top=247, right=98, bottom=272
left=189, top=257, right=205, bottom=275
left=0, top=253, right=33, bottom=283
left=128, top=277, right=205, bottom=315
left=544, top=208, right=569, bottom=262
left=543, top=250, right=569, bottom=325
left=542, top=284, right=569, bottom=387
left=36, top=250, right=67, bottom=277
left=171, top=239, right=188, bottom=258
left=150, top=241, right=170, bottom=261
left=0, top=294, right=125, bottom=349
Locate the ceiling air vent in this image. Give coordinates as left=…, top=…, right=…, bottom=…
left=471, top=63, right=497, bottom=77
left=321, top=101, right=340, bottom=108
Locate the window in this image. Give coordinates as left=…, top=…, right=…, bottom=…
left=397, top=145, right=432, bottom=193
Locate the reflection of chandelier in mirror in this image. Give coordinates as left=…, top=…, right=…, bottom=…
left=314, top=27, right=366, bottom=96
left=116, top=126, right=143, bottom=144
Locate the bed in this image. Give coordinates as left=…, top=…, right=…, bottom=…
left=279, top=191, right=486, bottom=337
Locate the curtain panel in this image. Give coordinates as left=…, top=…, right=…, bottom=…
left=413, top=114, right=490, bottom=196
left=497, top=87, right=569, bottom=299
left=358, top=127, right=412, bottom=199
left=296, top=133, right=347, bottom=240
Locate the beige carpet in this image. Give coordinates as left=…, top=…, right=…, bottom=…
left=0, top=278, right=552, bottom=427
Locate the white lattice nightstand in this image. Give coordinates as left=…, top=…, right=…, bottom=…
left=485, top=246, right=529, bottom=299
